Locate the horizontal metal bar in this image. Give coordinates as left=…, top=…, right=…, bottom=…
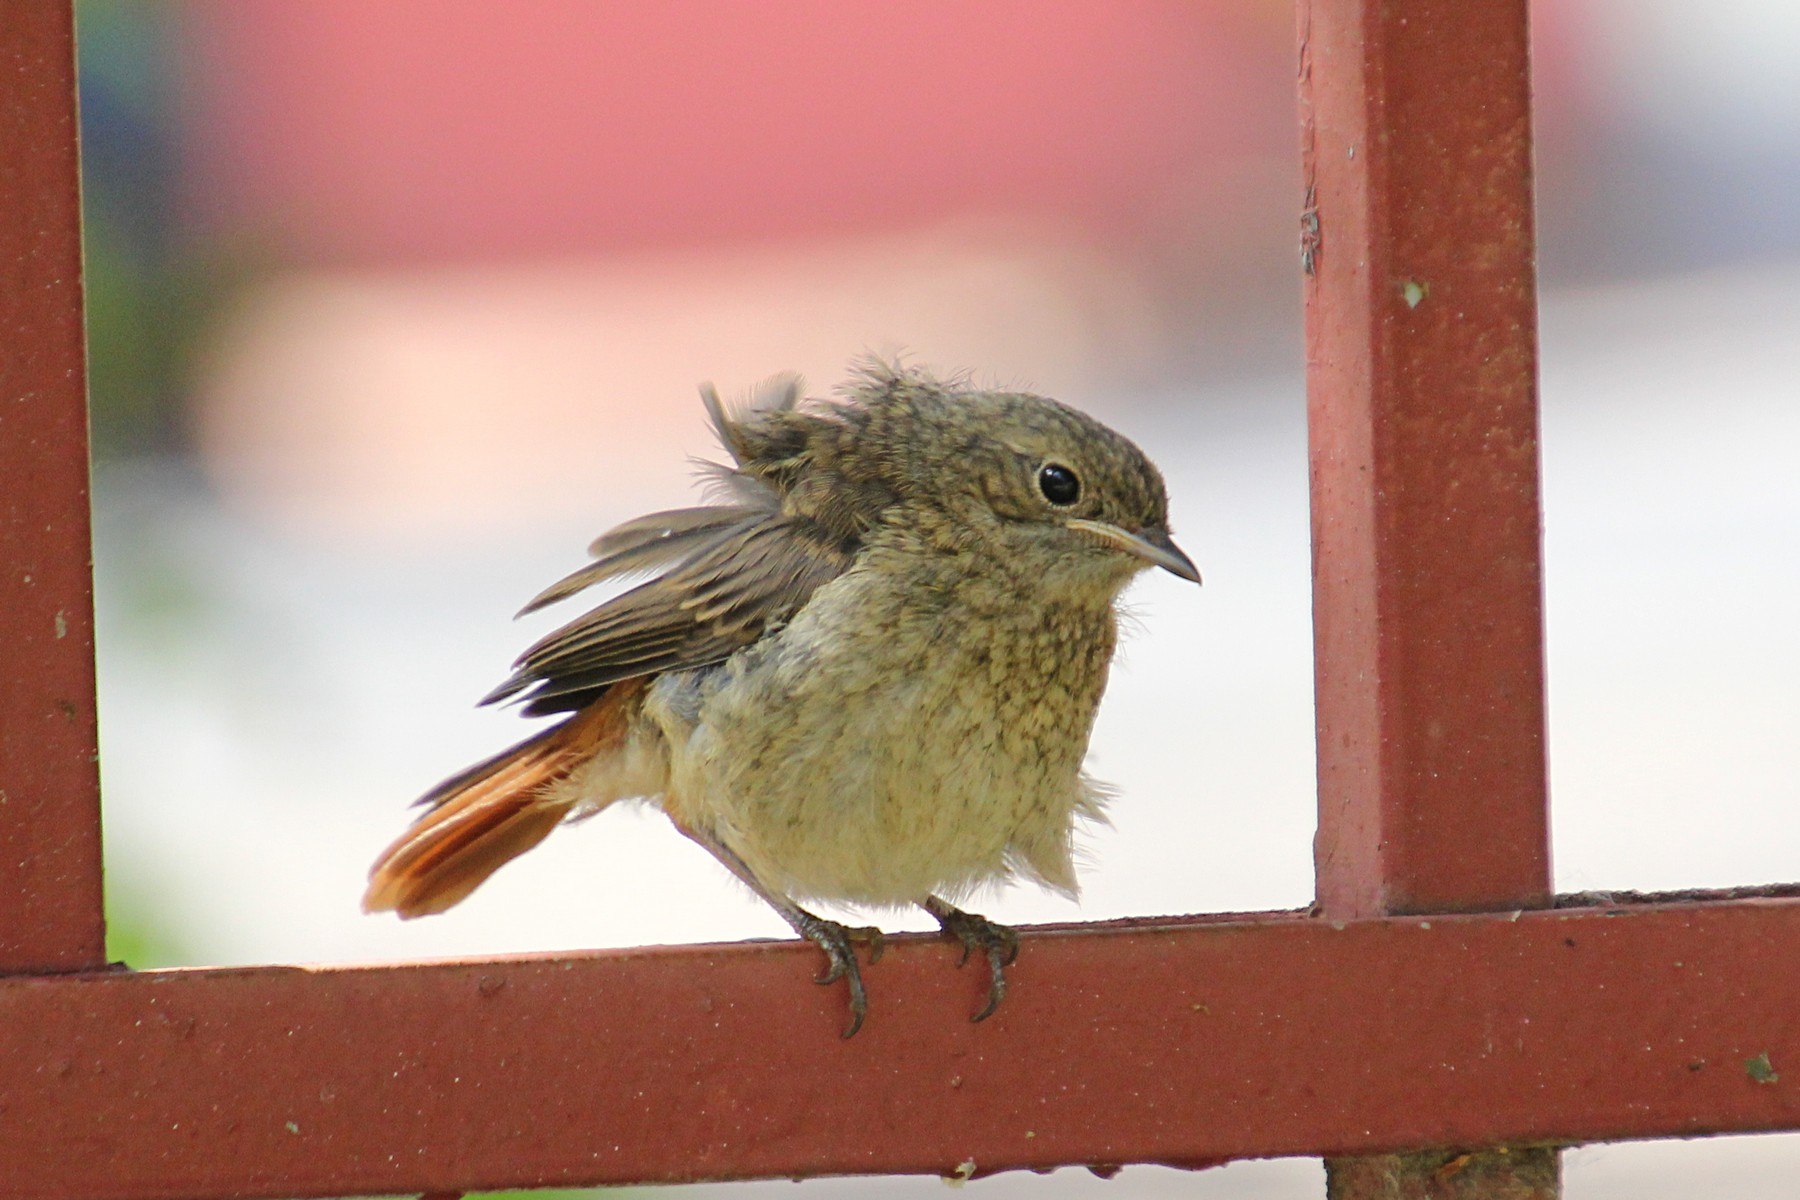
left=7, top=894, right=1800, bottom=1199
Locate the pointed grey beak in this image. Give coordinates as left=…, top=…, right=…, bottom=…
left=1066, top=519, right=1202, bottom=584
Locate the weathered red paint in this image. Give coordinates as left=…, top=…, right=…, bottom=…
left=6, top=895, right=1800, bottom=1200
left=1300, top=0, right=1550, bottom=920
left=1300, top=3, right=1552, bottom=1192
left=0, top=3, right=106, bottom=972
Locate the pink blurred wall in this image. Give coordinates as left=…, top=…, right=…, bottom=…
left=181, top=1, right=1293, bottom=264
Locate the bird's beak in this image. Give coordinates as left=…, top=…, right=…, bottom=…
left=1066, top=519, right=1202, bottom=584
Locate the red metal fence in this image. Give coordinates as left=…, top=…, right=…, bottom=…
left=4, top=4, right=1797, bottom=1199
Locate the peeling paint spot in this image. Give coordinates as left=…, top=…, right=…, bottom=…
left=1746, top=1053, right=1779, bottom=1084
left=284, top=1120, right=301, bottom=1134
left=1403, top=279, right=1430, bottom=308
left=54, top=610, right=67, bottom=638
left=1300, top=184, right=1322, bottom=276
left=944, top=1159, right=977, bottom=1185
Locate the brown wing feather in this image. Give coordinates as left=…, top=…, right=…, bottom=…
left=516, top=505, right=763, bottom=617
left=485, top=512, right=854, bottom=714
left=490, top=374, right=858, bottom=714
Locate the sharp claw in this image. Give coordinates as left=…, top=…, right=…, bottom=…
left=971, top=948, right=1007, bottom=1023
left=927, top=901, right=1020, bottom=1022
left=840, top=973, right=868, bottom=1039
left=797, top=915, right=881, bottom=1037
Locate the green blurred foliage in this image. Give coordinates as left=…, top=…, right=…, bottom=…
left=103, top=875, right=189, bottom=969
left=77, top=2, right=184, bottom=459
left=77, top=1, right=261, bottom=462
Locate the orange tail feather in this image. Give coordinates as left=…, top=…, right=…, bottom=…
left=363, top=679, right=647, bottom=918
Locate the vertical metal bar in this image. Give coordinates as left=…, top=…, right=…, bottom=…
left=1298, top=1, right=1555, bottom=1194
left=0, top=2, right=107, bottom=973
left=1300, top=0, right=1550, bottom=920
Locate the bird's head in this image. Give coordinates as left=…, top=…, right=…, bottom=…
left=708, top=360, right=1199, bottom=596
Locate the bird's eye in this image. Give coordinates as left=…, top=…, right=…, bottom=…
left=1037, top=462, right=1081, bottom=506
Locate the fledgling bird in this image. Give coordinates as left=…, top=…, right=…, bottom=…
left=364, top=361, right=1199, bottom=1036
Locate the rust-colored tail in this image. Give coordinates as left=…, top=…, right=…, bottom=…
left=363, top=680, right=647, bottom=918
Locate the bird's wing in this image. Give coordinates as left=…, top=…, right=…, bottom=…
left=515, top=504, right=763, bottom=617
left=484, top=510, right=855, bottom=715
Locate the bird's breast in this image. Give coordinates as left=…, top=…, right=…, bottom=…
left=653, top=559, right=1119, bottom=906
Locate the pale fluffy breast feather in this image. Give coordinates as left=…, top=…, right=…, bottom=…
left=649, top=560, right=1120, bottom=907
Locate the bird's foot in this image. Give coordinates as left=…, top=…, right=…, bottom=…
left=793, top=912, right=886, bottom=1038
left=924, top=897, right=1019, bottom=1022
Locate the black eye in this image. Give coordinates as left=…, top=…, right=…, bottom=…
left=1037, top=462, right=1081, bottom=506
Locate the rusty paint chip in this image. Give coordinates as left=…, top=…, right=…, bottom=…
left=1746, top=1053, right=1780, bottom=1084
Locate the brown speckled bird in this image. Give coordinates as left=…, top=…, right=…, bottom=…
left=364, top=361, right=1199, bottom=1035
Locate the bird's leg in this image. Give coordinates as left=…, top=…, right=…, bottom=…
left=674, top=820, right=883, bottom=1037
left=922, top=895, right=1019, bottom=1022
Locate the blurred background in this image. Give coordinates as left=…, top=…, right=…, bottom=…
left=73, top=1, right=1799, bottom=1196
